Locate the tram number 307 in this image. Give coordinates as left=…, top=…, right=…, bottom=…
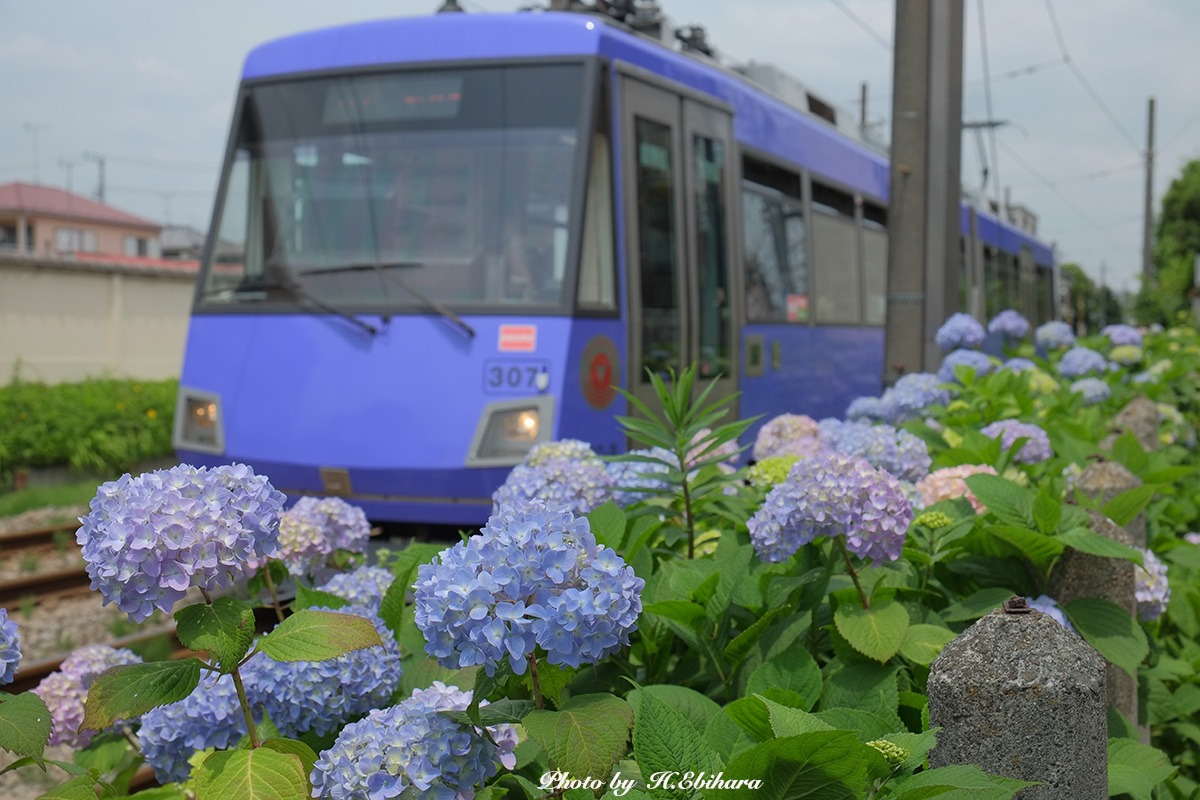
left=483, top=360, right=551, bottom=394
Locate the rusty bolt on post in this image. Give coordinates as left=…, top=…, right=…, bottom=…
left=1002, top=595, right=1032, bottom=614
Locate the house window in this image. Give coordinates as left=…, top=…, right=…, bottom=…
left=124, top=235, right=149, bottom=257
left=55, top=227, right=81, bottom=253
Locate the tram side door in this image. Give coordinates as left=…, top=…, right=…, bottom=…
left=619, top=76, right=739, bottom=425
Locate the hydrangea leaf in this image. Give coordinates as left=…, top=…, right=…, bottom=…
left=587, top=501, right=627, bottom=550
left=1058, top=526, right=1143, bottom=563
left=626, top=685, right=722, bottom=736
left=746, top=645, right=822, bottom=711
left=258, top=609, right=383, bottom=663
left=193, top=747, right=309, bottom=800
left=1107, top=738, right=1177, bottom=800
left=631, top=689, right=721, bottom=800
left=884, top=763, right=1037, bottom=799
left=0, top=691, right=52, bottom=759
left=897, top=624, right=957, bottom=666
left=963, top=474, right=1034, bottom=527
left=34, top=772, right=111, bottom=800
left=1064, top=598, right=1149, bottom=678
left=525, top=694, right=633, bottom=786
left=756, top=695, right=834, bottom=737
left=720, top=731, right=866, bottom=800
left=377, top=567, right=409, bottom=642
left=1102, top=486, right=1155, bottom=527
left=445, top=698, right=535, bottom=727
left=833, top=600, right=910, bottom=664
left=940, top=588, right=1016, bottom=622
left=261, top=737, right=319, bottom=779
left=175, top=597, right=256, bottom=673
left=820, top=664, right=903, bottom=730
left=293, top=584, right=348, bottom=612
left=80, top=659, right=203, bottom=734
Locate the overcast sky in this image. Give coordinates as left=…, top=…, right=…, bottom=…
left=3, top=0, right=1198, bottom=295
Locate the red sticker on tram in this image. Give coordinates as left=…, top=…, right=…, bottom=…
left=498, top=324, right=537, bottom=352
left=580, top=335, right=620, bottom=410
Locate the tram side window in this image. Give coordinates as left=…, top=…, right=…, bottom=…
left=577, top=132, right=616, bottom=310
left=811, top=183, right=860, bottom=325
left=742, top=188, right=808, bottom=322
left=861, top=202, right=887, bottom=325
left=634, top=117, right=680, bottom=380
left=1036, top=265, right=1053, bottom=324
left=983, top=247, right=1002, bottom=318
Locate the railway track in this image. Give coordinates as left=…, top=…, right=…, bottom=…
left=0, top=519, right=91, bottom=607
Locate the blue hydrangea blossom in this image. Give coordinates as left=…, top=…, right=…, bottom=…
left=817, top=419, right=931, bottom=483
left=138, top=672, right=252, bottom=784
left=605, top=448, right=673, bottom=506
left=243, top=605, right=401, bottom=738
left=310, top=682, right=518, bottom=800
left=492, top=441, right=613, bottom=516
left=1027, top=595, right=1074, bottom=631
left=748, top=450, right=913, bottom=563
left=1101, top=324, right=1143, bottom=348
left=979, top=420, right=1053, bottom=464
left=1070, top=378, right=1111, bottom=405
left=845, top=396, right=888, bottom=423
left=1057, top=346, right=1110, bottom=379
left=35, top=645, right=142, bottom=748
left=0, top=608, right=19, bottom=685
left=1002, top=357, right=1038, bottom=373
left=1135, top=549, right=1170, bottom=622
left=414, top=501, right=644, bottom=676
left=1035, top=320, right=1075, bottom=350
left=935, top=313, right=986, bottom=351
left=317, top=565, right=396, bottom=613
left=77, top=464, right=285, bottom=622
left=938, top=349, right=994, bottom=382
left=987, top=309, right=1030, bottom=339
left=752, top=414, right=824, bottom=460
left=881, top=372, right=951, bottom=424
left=278, top=496, right=371, bottom=578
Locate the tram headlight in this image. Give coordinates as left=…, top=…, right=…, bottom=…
left=173, top=388, right=225, bottom=454
left=467, top=397, right=553, bottom=466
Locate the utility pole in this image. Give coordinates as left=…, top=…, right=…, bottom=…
left=1142, top=97, right=1156, bottom=283
left=83, top=151, right=107, bottom=203
left=884, top=0, right=964, bottom=382
left=1099, top=261, right=1108, bottom=328
left=860, top=81, right=869, bottom=131
left=23, top=122, right=46, bottom=183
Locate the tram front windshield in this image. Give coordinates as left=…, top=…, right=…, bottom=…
left=199, top=64, right=585, bottom=312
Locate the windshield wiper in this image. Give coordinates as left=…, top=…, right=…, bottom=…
left=302, top=261, right=476, bottom=339
left=208, top=276, right=378, bottom=337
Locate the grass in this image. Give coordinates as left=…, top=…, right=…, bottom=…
left=0, top=479, right=102, bottom=518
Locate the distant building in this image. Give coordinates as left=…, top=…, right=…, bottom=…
left=160, top=224, right=206, bottom=261
left=0, top=183, right=200, bottom=384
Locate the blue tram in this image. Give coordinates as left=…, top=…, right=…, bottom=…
left=174, top=6, right=1056, bottom=525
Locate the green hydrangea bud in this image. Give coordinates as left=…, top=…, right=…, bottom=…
left=1109, top=344, right=1142, bottom=365
left=1001, top=467, right=1030, bottom=487
left=748, top=455, right=799, bottom=489
left=913, top=510, right=954, bottom=530
left=866, top=739, right=908, bottom=766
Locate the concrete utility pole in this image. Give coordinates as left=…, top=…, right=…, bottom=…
left=83, top=151, right=107, bottom=203
left=1142, top=97, right=1156, bottom=283
left=883, top=0, right=965, bottom=382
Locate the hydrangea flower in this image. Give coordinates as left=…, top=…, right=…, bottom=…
left=938, top=349, right=994, bottom=382
left=492, top=443, right=613, bottom=516
left=935, top=313, right=986, bottom=351
left=881, top=372, right=951, bottom=424
left=748, top=450, right=913, bottom=563
left=1070, top=378, right=1111, bottom=405
left=1027, top=595, right=1073, bottom=631
left=0, top=608, right=19, bottom=685
left=414, top=501, right=644, bottom=676
left=139, top=672, right=252, bottom=784
left=987, top=309, right=1030, bottom=339
left=1135, top=549, right=1170, bottom=622
left=77, top=464, right=285, bottom=622
left=914, top=464, right=998, bottom=513
left=317, top=566, right=396, bottom=613
left=747, top=456, right=800, bottom=489
left=1002, top=357, right=1038, bottom=373
left=1057, top=346, right=1109, bottom=379
left=818, top=419, right=931, bottom=483
left=1035, top=321, right=1075, bottom=350
left=1109, top=345, right=1143, bottom=365
left=1185, top=532, right=1200, bottom=547
left=310, top=682, right=518, bottom=800
left=605, top=448, right=672, bottom=506
left=846, top=396, right=888, bottom=423
left=34, top=645, right=142, bottom=748
left=277, top=496, right=371, bottom=578
left=1102, top=324, right=1143, bottom=348
left=752, top=414, right=824, bottom=460
left=243, top=605, right=401, bottom=738
left=980, top=420, right=1053, bottom=464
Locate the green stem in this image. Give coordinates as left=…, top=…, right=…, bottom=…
left=262, top=565, right=286, bottom=623
left=199, top=587, right=214, bottom=606
left=528, top=654, right=544, bottom=710
left=121, top=725, right=142, bottom=752
left=838, top=539, right=870, bottom=610
left=230, top=666, right=260, bottom=749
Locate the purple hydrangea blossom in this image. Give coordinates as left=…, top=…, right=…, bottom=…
left=414, top=501, right=644, bottom=676
left=278, top=496, right=371, bottom=578
left=1070, top=378, right=1111, bottom=405
left=138, top=672, right=251, bottom=784
left=310, top=682, right=518, bottom=800
left=317, top=565, right=396, bottom=613
left=938, top=349, right=994, bottom=382
left=980, top=420, right=1053, bottom=464
left=0, top=609, right=19, bottom=685
left=243, top=605, right=401, bottom=738
left=1102, top=324, right=1143, bottom=348
left=1027, top=595, right=1074, bottom=631
left=752, top=414, right=824, bottom=460
left=882, top=373, right=951, bottom=424
left=1002, top=357, right=1038, bottom=373
left=34, top=645, right=142, bottom=748
left=1135, top=549, right=1170, bottom=622
left=1057, top=346, right=1110, bottom=379
left=935, top=313, right=986, bottom=351
left=748, top=450, right=913, bottom=563
left=492, top=441, right=613, bottom=516
left=987, top=309, right=1030, bottom=339
left=818, top=419, right=931, bottom=482
left=77, top=464, right=285, bottom=622
left=1035, top=321, right=1075, bottom=350
left=605, top=448, right=673, bottom=507
left=846, top=396, right=888, bottom=423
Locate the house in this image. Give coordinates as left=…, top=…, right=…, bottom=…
left=0, top=181, right=162, bottom=259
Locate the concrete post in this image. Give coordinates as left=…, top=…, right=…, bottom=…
left=928, top=600, right=1107, bottom=797
left=1075, top=460, right=1145, bottom=548
left=1110, top=396, right=1161, bottom=454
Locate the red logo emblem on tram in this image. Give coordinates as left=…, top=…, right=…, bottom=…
left=580, top=335, right=619, bottom=410
left=498, top=324, right=537, bottom=352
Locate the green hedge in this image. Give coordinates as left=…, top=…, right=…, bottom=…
left=0, top=377, right=177, bottom=480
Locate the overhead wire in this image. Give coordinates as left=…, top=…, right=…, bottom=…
left=975, top=0, right=1002, bottom=212
left=827, top=0, right=891, bottom=51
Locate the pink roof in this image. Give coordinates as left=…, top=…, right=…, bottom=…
left=0, top=182, right=159, bottom=231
